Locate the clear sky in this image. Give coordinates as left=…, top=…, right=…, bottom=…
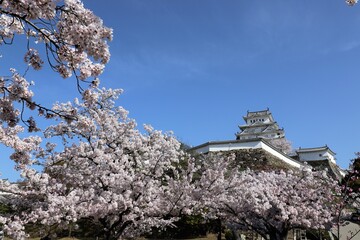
left=1, top=0, right=360, bottom=180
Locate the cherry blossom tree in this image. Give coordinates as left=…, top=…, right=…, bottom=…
left=193, top=155, right=340, bottom=240
left=221, top=170, right=339, bottom=240
left=0, top=2, right=199, bottom=239
left=346, top=0, right=358, bottom=6
left=0, top=0, right=112, bottom=133
left=268, top=138, right=293, bottom=155
left=0, top=0, right=112, bottom=80
left=0, top=3, right=351, bottom=239
left=332, top=154, right=360, bottom=240
left=0, top=2, right=114, bottom=236
left=338, top=153, right=360, bottom=216
left=0, top=88, right=196, bottom=239
left=345, top=153, right=360, bottom=205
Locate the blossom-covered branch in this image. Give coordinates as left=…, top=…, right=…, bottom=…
left=0, top=88, right=196, bottom=239
left=0, top=0, right=112, bottom=135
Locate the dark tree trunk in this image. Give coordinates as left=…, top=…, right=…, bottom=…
left=268, top=229, right=288, bottom=240
left=103, top=220, right=132, bottom=240
left=104, top=231, right=111, bottom=240
left=217, top=218, right=222, bottom=240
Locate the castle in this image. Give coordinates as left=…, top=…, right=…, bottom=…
left=191, top=108, right=344, bottom=178
left=191, top=109, right=346, bottom=240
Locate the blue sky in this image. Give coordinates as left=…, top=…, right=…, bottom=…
left=1, top=0, right=360, bottom=180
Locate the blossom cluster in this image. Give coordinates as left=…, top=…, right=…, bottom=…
left=0, top=89, right=195, bottom=239
left=346, top=0, right=358, bottom=6
left=0, top=1, right=115, bottom=228
left=0, top=89, right=345, bottom=239
left=0, top=0, right=112, bottom=81
left=191, top=153, right=341, bottom=239
left=24, top=49, right=44, bottom=70
left=0, top=1, right=354, bottom=239
left=0, top=0, right=112, bottom=180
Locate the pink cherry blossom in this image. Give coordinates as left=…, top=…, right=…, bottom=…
left=1, top=89, right=194, bottom=239
left=191, top=153, right=341, bottom=240
left=0, top=0, right=112, bottom=141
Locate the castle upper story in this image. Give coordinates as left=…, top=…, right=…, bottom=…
left=236, top=108, right=285, bottom=140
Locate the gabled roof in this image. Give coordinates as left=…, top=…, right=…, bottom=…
left=243, top=108, right=274, bottom=122
left=190, top=138, right=260, bottom=151
left=237, top=126, right=284, bottom=137
left=263, top=125, right=276, bottom=132
left=238, top=122, right=280, bottom=131
left=296, top=145, right=336, bottom=156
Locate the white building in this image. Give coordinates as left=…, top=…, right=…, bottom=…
left=236, top=108, right=285, bottom=140
left=296, top=145, right=336, bottom=164
left=192, top=109, right=344, bottom=176
left=190, top=109, right=348, bottom=240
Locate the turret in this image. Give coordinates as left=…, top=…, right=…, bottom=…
left=236, top=108, right=285, bottom=140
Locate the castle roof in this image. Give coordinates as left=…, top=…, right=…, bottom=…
left=243, top=108, right=274, bottom=122
left=238, top=122, right=281, bottom=131
left=296, top=145, right=336, bottom=156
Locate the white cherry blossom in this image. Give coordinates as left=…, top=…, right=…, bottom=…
left=1, top=88, right=195, bottom=239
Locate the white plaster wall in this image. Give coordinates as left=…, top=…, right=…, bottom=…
left=298, top=150, right=336, bottom=163
left=324, top=152, right=336, bottom=163
left=193, top=145, right=210, bottom=154
left=208, top=141, right=263, bottom=152
left=194, top=141, right=263, bottom=154
left=298, top=150, right=326, bottom=161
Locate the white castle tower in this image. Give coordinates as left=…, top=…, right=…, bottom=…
left=236, top=108, right=285, bottom=140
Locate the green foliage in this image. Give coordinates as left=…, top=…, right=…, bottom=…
left=224, top=229, right=235, bottom=240
left=341, top=154, right=360, bottom=206
left=23, top=218, right=105, bottom=239
left=349, top=154, right=360, bottom=192
left=0, top=203, right=11, bottom=214
left=0, top=201, right=16, bottom=216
